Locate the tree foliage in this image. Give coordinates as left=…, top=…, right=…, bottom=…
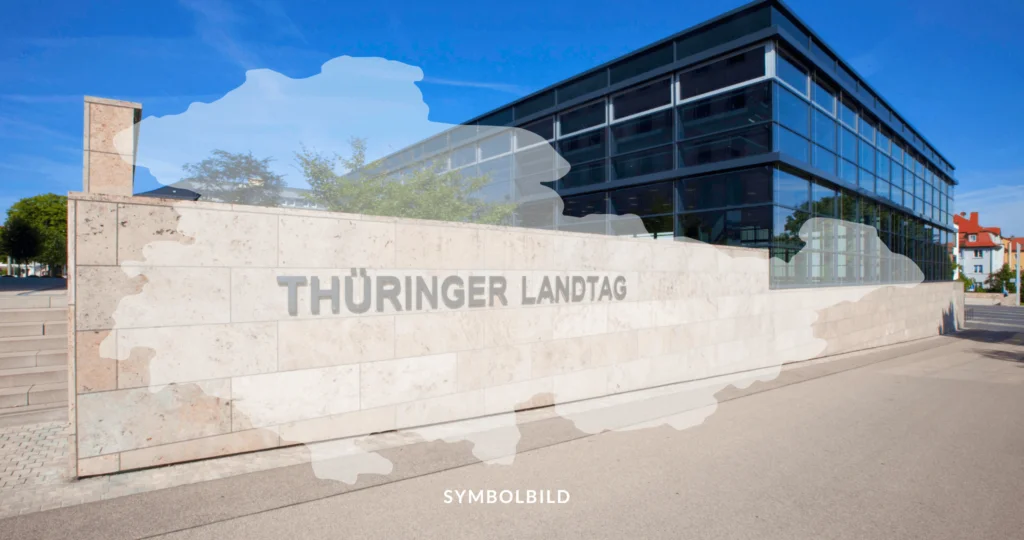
left=181, top=150, right=285, bottom=207
left=4, top=194, right=67, bottom=271
left=297, top=138, right=515, bottom=225
left=0, top=215, right=41, bottom=263
left=985, top=263, right=1016, bottom=294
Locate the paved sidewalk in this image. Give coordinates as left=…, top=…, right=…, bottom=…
left=0, top=333, right=975, bottom=521
left=0, top=421, right=314, bottom=519
left=0, top=422, right=68, bottom=491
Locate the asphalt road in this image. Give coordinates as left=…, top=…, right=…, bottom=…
left=6, top=314, right=1024, bottom=540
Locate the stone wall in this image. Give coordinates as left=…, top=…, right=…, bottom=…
left=67, top=192, right=962, bottom=477
left=965, top=292, right=1018, bottom=306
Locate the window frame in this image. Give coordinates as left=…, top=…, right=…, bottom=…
left=609, top=76, right=674, bottom=124
left=676, top=42, right=772, bottom=107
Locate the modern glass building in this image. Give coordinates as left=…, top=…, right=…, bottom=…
left=375, top=0, right=956, bottom=287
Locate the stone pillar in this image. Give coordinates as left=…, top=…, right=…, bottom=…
left=82, top=96, right=142, bottom=196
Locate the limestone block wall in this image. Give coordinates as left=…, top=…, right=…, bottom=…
left=67, top=192, right=962, bottom=477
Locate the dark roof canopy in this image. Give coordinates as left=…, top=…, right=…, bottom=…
left=135, top=186, right=201, bottom=201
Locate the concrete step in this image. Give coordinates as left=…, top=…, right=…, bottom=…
left=0, top=295, right=66, bottom=310
left=0, top=402, right=68, bottom=428
left=0, top=307, right=66, bottom=324
left=0, top=349, right=66, bottom=370
left=0, top=382, right=67, bottom=409
left=36, top=350, right=67, bottom=366
left=0, top=321, right=67, bottom=338
left=0, top=365, right=67, bottom=389
left=0, top=335, right=66, bottom=354
left=0, top=322, right=43, bottom=338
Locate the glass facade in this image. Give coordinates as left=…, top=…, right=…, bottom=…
left=374, top=0, right=956, bottom=288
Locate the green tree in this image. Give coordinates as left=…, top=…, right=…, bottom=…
left=181, top=150, right=285, bottom=207
left=6, top=194, right=67, bottom=275
left=0, top=215, right=41, bottom=266
left=298, top=138, right=515, bottom=225
left=985, top=263, right=1016, bottom=294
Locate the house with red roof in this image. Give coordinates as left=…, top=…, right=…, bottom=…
left=954, top=212, right=1004, bottom=286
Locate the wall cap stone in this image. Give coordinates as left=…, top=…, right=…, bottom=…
left=84, top=96, right=143, bottom=109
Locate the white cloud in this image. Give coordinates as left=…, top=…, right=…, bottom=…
left=121, top=56, right=451, bottom=189
left=955, top=169, right=1024, bottom=237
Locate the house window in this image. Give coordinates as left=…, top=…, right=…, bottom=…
left=973, top=265, right=983, bottom=273
left=973, top=249, right=982, bottom=258
left=968, top=234, right=976, bottom=241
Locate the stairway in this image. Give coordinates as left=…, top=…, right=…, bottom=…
left=0, top=292, right=69, bottom=427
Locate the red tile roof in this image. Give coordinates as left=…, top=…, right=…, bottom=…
left=955, top=212, right=1004, bottom=248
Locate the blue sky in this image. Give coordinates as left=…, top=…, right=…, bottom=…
left=1, top=0, right=1023, bottom=234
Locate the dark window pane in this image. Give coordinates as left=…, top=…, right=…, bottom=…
left=515, top=91, right=555, bottom=120
left=681, top=166, right=772, bottom=210
left=613, top=78, right=671, bottom=120
left=479, top=108, right=513, bottom=127
left=613, top=214, right=675, bottom=239
left=480, top=132, right=512, bottom=159
left=677, top=82, right=771, bottom=139
left=451, top=145, right=476, bottom=168
left=859, top=169, right=874, bottom=192
left=839, top=96, right=857, bottom=128
left=778, top=127, right=809, bottom=163
left=875, top=152, right=890, bottom=181
left=875, top=179, right=890, bottom=199
left=611, top=110, right=672, bottom=155
left=676, top=5, right=771, bottom=59
left=558, top=130, right=605, bottom=165
left=559, top=161, right=606, bottom=189
left=612, top=145, right=674, bottom=179
left=776, top=52, right=808, bottom=95
left=679, top=47, right=766, bottom=100
left=836, top=64, right=856, bottom=90
left=840, top=127, right=857, bottom=162
left=877, top=130, right=891, bottom=153
left=520, top=117, right=553, bottom=142
left=839, top=159, right=857, bottom=185
left=514, top=146, right=556, bottom=194
left=812, top=182, right=838, bottom=217
left=891, top=186, right=903, bottom=207
left=772, top=6, right=810, bottom=46
left=609, top=182, right=674, bottom=215
left=859, top=139, right=875, bottom=170
left=891, top=163, right=904, bottom=189
left=610, top=42, right=673, bottom=84
left=859, top=199, right=879, bottom=230
left=858, top=85, right=877, bottom=110
left=839, top=191, right=858, bottom=221
left=561, top=193, right=606, bottom=218
left=679, top=124, right=772, bottom=166
left=681, top=205, right=772, bottom=247
left=812, top=78, right=835, bottom=113
left=558, top=71, right=607, bottom=104
left=775, top=167, right=811, bottom=210
left=813, top=145, right=837, bottom=175
left=560, top=101, right=605, bottom=135
left=813, top=109, right=836, bottom=151
left=478, top=155, right=512, bottom=183
left=727, top=205, right=773, bottom=247
left=777, top=85, right=809, bottom=135
left=773, top=205, right=809, bottom=248
left=858, top=115, right=876, bottom=142
left=810, top=39, right=835, bottom=70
